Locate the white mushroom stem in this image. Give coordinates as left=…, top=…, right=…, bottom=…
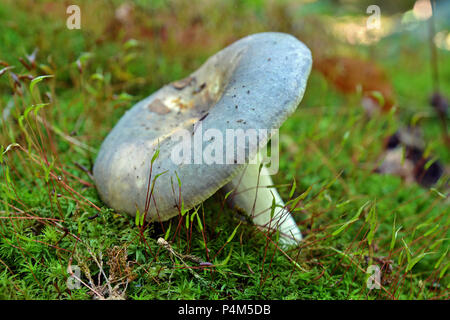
left=222, top=161, right=302, bottom=246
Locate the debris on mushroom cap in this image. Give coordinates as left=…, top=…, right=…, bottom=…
left=172, top=76, right=195, bottom=90
left=93, top=32, right=312, bottom=222
left=148, top=99, right=171, bottom=114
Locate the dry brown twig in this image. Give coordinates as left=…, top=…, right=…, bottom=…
left=69, top=245, right=134, bottom=300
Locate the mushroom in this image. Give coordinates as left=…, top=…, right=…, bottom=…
left=93, top=32, right=312, bottom=245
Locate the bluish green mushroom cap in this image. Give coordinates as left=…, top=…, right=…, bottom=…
left=93, top=32, right=312, bottom=221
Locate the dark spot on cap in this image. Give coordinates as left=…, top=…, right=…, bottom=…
left=194, top=82, right=206, bottom=94
left=198, top=112, right=209, bottom=121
